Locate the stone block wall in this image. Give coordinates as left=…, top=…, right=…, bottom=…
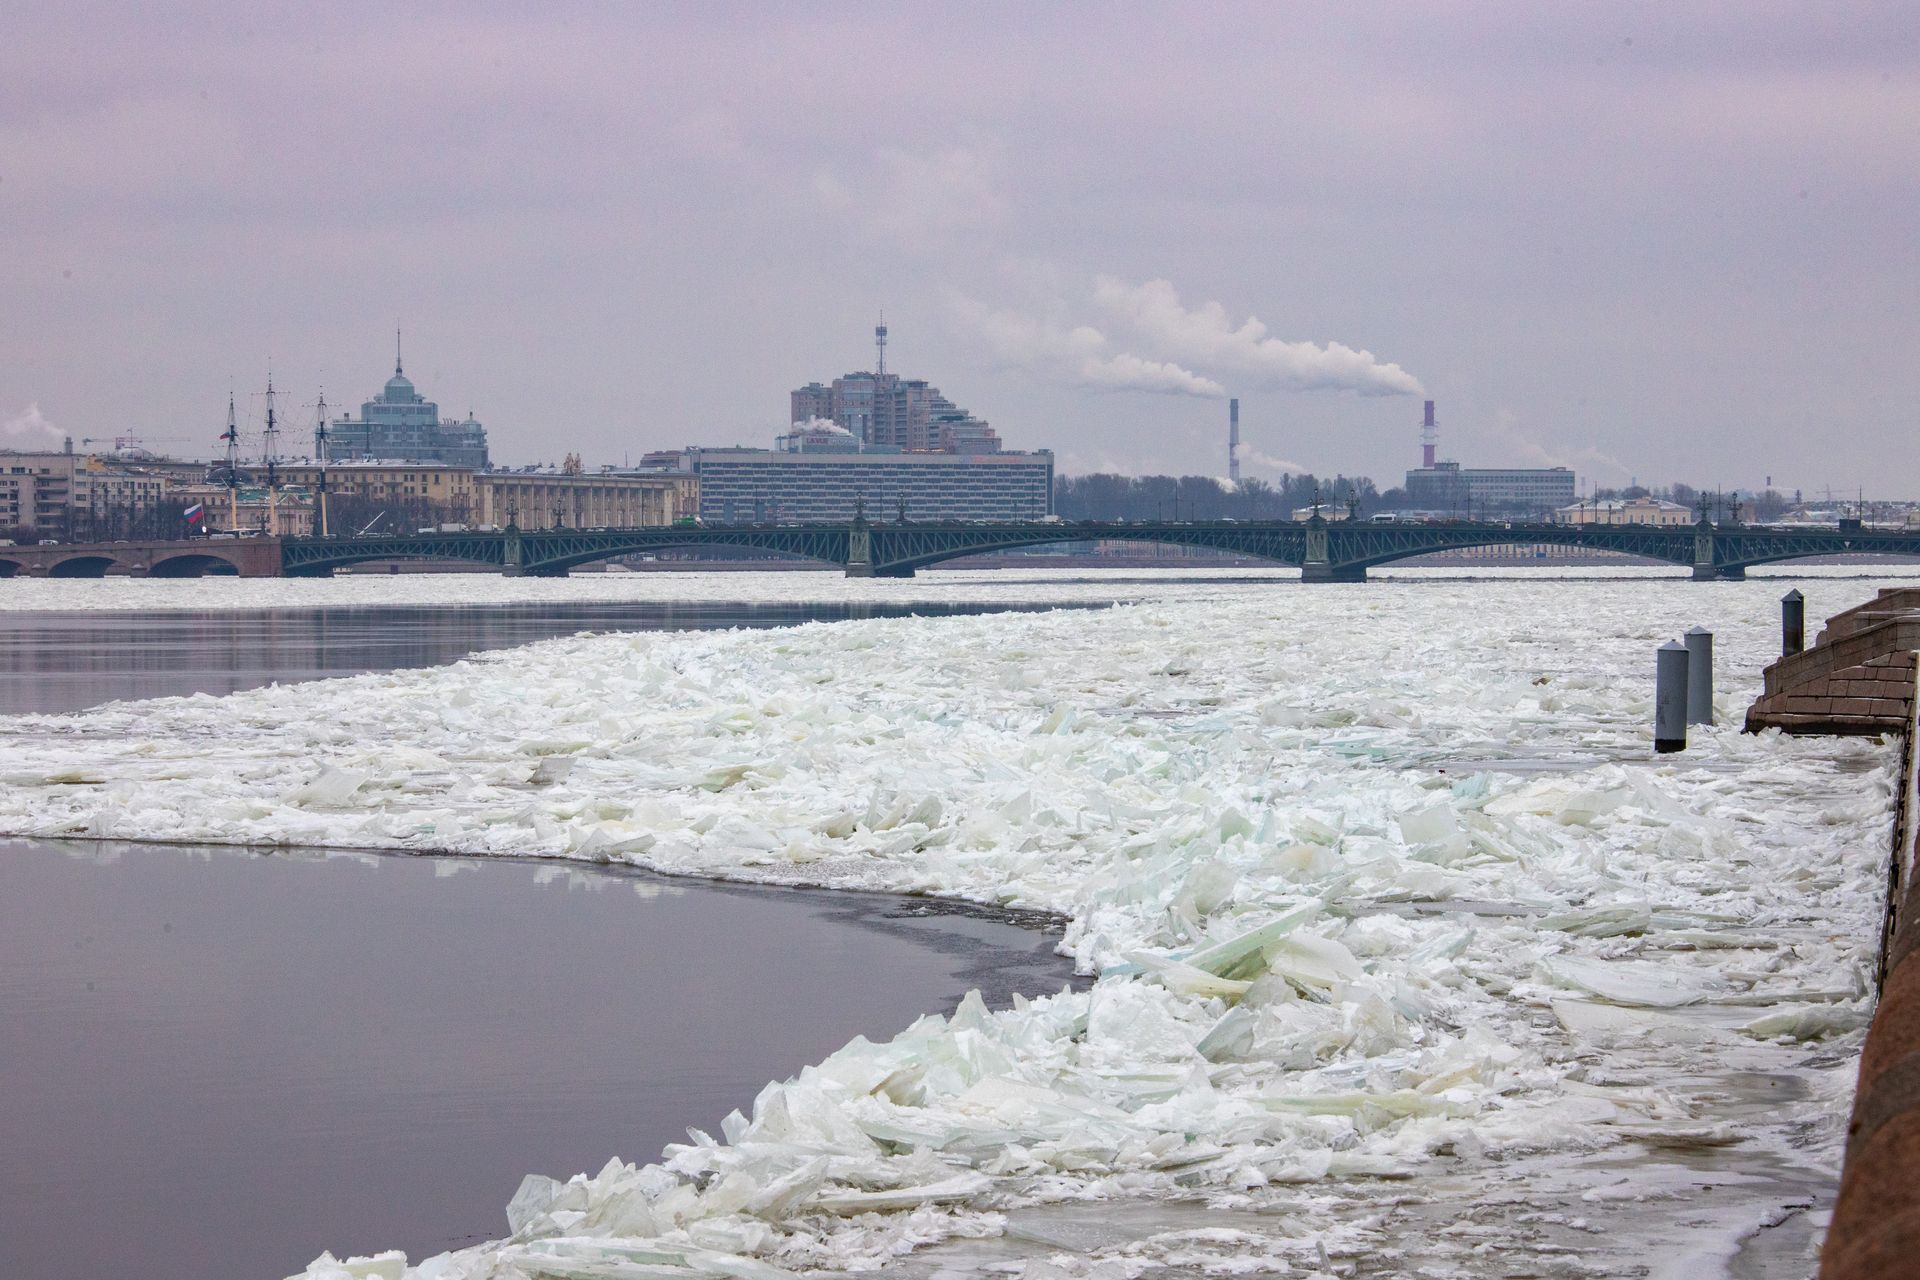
left=1747, top=615, right=1920, bottom=736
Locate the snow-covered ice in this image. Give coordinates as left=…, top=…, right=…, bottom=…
left=0, top=572, right=1898, bottom=1277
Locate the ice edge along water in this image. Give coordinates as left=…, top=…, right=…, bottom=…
left=0, top=576, right=1894, bottom=1279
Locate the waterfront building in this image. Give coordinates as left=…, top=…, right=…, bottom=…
left=323, top=342, right=490, bottom=467
left=472, top=469, right=684, bottom=529
left=789, top=325, right=1002, bottom=454
left=1404, top=461, right=1576, bottom=514
left=1554, top=497, right=1694, bottom=526
left=0, top=448, right=173, bottom=539
left=270, top=462, right=479, bottom=527
left=658, top=447, right=1054, bottom=523
left=266, top=462, right=686, bottom=530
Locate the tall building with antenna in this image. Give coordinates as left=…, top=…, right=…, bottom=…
left=324, top=331, right=490, bottom=466
left=789, top=321, right=1001, bottom=454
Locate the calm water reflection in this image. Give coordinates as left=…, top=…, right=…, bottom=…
left=0, top=840, right=1074, bottom=1279
left=0, top=600, right=1092, bottom=714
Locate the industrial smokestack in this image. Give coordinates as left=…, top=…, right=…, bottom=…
left=1228, top=398, right=1241, bottom=483
left=1421, top=399, right=1437, bottom=468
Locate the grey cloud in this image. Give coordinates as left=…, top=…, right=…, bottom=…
left=1, top=4, right=1916, bottom=490
left=813, top=145, right=1010, bottom=251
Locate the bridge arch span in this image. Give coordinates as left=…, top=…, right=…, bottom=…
left=281, top=539, right=505, bottom=577
left=1337, top=526, right=1695, bottom=574
left=0, top=558, right=20, bottom=578
left=48, top=555, right=119, bottom=578
left=531, top=540, right=837, bottom=576
left=870, top=524, right=1308, bottom=575
left=1708, top=540, right=1920, bottom=575
left=148, top=552, right=242, bottom=577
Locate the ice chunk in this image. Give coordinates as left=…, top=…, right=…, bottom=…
left=810, top=1171, right=992, bottom=1214
left=287, top=766, right=367, bottom=807
left=285, top=1253, right=407, bottom=1280
left=1537, top=956, right=1723, bottom=1007
left=1179, top=903, right=1321, bottom=978
left=1397, top=803, right=1460, bottom=847
left=1741, top=1004, right=1872, bottom=1040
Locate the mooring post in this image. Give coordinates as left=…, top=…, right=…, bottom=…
left=1782, top=589, right=1805, bottom=657
left=1655, top=640, right=1689, bottom=753
left=1684, top=626, right=1713, bottom=725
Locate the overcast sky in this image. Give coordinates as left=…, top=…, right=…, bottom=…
left=4, top=3, right=1916, bottom=494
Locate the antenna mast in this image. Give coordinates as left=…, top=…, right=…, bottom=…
left=875, top=314, right=887, bottom=378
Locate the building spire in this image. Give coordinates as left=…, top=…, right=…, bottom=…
left=875, top=313, right=887, bottom=378
left=395, top=324, right=403, bottom=377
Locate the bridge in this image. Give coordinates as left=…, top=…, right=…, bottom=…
left=6, top=517, right=1920, bottom=582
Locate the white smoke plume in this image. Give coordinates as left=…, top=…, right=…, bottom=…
left=1483, top=410, right=1630, bottom=481
left=948, top=293, right=1226, bottom=397
left=2, top=403, right=64, bottom=447
left=950, top=277, right=1421, bottom=402
left=1094, top=277, right=1424, bottom=397
left=793, top=415, right=855, bottom=437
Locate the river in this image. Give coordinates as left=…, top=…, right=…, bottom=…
left=0, top=600, right=1079, bottom=1279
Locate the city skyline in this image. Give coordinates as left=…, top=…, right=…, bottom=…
left=4, top=5, right=1916, bottom=493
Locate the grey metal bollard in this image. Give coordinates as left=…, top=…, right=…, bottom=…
left=1655, top=640, right=1689, bottom=753
left=1782, top=589, right=1805, bottom=657
left=1684, top=627, right=1713, bottom=725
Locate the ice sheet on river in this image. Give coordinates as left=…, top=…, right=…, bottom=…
left=0, top=578, right=1893, bottom=1277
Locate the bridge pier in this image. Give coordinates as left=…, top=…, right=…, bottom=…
left=844, top=564, right=915, bottom=578
left=1692, top=564, right=1747, bottom=581
left=1301, top=563, right=1367, bottom=583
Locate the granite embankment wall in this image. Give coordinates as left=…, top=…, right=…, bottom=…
left=1762, top=591, right=1920, bottom=1278
left=1822, top=700, right=1920, bottom=1279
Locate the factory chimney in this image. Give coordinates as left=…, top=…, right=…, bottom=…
left=1228, top=398, right=1241, bottom=483
left=1421, top=400, right=1437, bottom=468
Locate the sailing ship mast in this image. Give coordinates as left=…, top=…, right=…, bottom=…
left=314, top=389, right=330, bottom=537
left=262, top=369, right=280, bottom=536
left=220, top=390, right=240, bottom=532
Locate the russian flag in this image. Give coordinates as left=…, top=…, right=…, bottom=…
left=183, top=503, right=204, bottom=524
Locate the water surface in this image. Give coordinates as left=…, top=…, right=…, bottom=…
left=0, top=839, right=1073, bottom=1278
left=0, top=599, right=1089, bottom=714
